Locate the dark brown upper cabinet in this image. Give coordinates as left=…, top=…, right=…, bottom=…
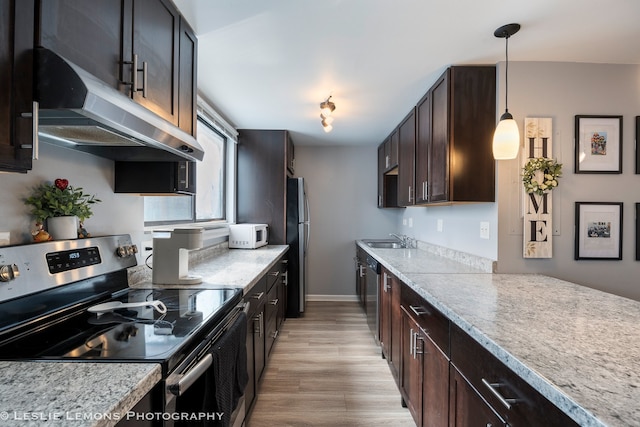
left=392, top=65, right=496, bottom=206
left=37, top=0, right=195, bottom=134
left=397, top=109, right=416, bottom=207
left=0, top=0, right=35, bottom=173
left=416, top=66, right=496, bottom=204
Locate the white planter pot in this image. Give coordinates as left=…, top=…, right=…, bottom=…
left=47, top=216, right=78, bottom=240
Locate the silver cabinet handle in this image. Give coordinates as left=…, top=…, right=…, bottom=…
left=410, top=305, right=430, bottom=317
left=141, top=60, right=148, bottom=98
left=271, top=330, right=279, bottom=339
left=253, top=313, right=263, bottom=337
left=269, top=271, right=279, bottom=277
left=408, top=186, right=413, bottom=203
left=167, top=354, right=212, bottom=396
left=481, top=378, right=519, bottom=410
left=270, top=298, right=279, bottom=306
left=409, top=328, right=414, bottom=358
left=252, top=292, right=264, bottom=300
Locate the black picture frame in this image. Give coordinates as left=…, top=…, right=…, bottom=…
left=636, top=203, right=640, bottom=261
left=575, top=202, right=623, bottom=260
left=574, top=115, right=623, bottom=173
left=636, top=117, right=640, bottom=174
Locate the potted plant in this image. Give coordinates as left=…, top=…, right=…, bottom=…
left=24, top=178, right=101, bottom=240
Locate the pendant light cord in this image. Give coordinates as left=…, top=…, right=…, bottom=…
left=504, top=35, right=509, bottom=113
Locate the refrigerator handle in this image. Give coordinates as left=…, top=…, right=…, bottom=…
left=304, top=188, right=310, bottom=255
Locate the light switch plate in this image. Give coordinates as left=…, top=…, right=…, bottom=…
left=437, top=219, right=443, bottom=232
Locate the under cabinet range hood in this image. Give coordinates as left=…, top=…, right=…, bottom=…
left=35, top=48, right=204, bottom=162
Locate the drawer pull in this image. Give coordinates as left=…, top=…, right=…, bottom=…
left=481, top=378, right=519, bottom=410
left=252, top=291, right=264, bottom=300
left=410, top=305, right=430, bottom=317
left=270, top=298, right=279, bottom=306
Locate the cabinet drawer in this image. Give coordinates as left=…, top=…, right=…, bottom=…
left=450, top=324, right=578, bottom=427
left=265, top=281, right=279, bottom=324
left=401, top=284, right=449, bottom=355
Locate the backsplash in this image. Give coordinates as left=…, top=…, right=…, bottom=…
left=416, top=240, right=496, bottom=273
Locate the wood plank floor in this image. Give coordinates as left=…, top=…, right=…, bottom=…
left=247, top=301, right=416, bottom=427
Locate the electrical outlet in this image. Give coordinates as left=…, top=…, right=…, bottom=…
left=437, top=219, right=443, bottom=232
left=480, top=222, right=490, bottom=239
left=408, top=218, right=413, bottom=228
left=403, top=219, right=407, bottom=226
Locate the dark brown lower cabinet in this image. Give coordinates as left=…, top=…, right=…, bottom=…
left=400, top=300, right=450, bottom=427
left=449, top=367, right=506, bottom=427
left=401, top=306, right=423, bottom=425
left=450, top=324, right=579, bottom=427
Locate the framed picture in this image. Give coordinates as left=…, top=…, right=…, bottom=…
left=636, top=203, right=640, bottom=261
left=636, top=117, right=640, bottom=174
left=575, top=202, right=623, bottom=260
left=575, top=115, right=622, bottom=173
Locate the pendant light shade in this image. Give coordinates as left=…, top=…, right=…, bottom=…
left=492, top=112, right=520, bottom=159
left=492, top=23, right=520, bottom=160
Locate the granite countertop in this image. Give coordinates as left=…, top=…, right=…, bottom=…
left=129, top=244, right=289, bottom=294
left=0, top=362, right=160, bottom=427
left=357, top=240, right=640, bottom=427
left=0, top=244, right=288, bottom=426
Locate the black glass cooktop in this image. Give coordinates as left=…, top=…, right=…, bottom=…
left=0, top=287, right=242, bottom=366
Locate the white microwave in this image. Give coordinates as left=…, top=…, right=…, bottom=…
left=228, top=224, right=268, bottom=249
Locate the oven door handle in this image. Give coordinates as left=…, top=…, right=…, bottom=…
left=167, top=353, right=213, bottom=396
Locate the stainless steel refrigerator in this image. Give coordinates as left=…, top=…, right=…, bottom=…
left=286, top=177, right=310, bottom=317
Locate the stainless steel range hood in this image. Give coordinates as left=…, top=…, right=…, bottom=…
left=35, top=48, right=204, bottom=162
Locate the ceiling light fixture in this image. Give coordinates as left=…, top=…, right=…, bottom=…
left=320, top=95, right=335, bottom=132
left=492, top=23, right=521, bottom=160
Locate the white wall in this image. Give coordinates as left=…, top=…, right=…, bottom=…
left=399, top=204, right=498, bottom=260
left=295, top=145, right=397, bottom=298
left=497, top=62, right=640, bottom=301
left=0, top=142, right=146, bottom=246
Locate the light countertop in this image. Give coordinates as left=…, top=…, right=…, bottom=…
left=0, top=244, right=289, bottom=426
left=358, top=241, right=640, bottom=427
left=129, top=244, right=289, bottom=294
left=0, top=362, right=160, bottom=427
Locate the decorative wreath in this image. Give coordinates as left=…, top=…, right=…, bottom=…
left=522, top=157, right=562, bottom=196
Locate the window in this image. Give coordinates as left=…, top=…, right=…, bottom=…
left=143, top=108, right=237, bottom=226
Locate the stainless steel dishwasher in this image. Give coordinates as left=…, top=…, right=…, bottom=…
left=365, top=254, right=381, bottom=343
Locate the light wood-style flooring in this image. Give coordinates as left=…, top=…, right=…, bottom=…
left=247, top=301, right=415, bottom=427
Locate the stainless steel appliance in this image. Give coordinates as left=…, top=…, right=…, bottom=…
left=35, top=48, right=204, bottom=162
left=286, top=177, right=310, bottom=317
left=365, top=255, right=380, bottom=342
left=0, top=235, right=247, bottom=426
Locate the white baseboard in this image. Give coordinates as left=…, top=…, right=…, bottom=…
left=306, top=294, right=358, bottom=302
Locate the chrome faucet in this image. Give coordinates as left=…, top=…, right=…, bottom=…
left=389, top=233, right=412, bottom=248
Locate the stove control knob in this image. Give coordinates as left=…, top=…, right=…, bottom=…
left=116, top=245, right=138, bottom=258
left=0, top=264, right=19, bottom=282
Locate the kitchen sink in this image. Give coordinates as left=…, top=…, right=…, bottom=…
left=365, top=241, right=404, bottom=249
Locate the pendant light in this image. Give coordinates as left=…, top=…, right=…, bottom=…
left=492, top=23, right=521, bottom=160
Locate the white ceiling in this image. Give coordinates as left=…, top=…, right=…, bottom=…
left=173, top=0, right=640, bottom=146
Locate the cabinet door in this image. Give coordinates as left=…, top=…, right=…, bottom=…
left=429, top=70, right=450, bottom=203
left=449, top=367, right=505, bottom=427
left=377, top=144, right=385, bottom=207
left=390, top=273, right=402, bottom=381
left=38, top=0, right=124, bottom=88
left=178, top=15, right=197, bottom=136
left=379, top=269, right=392, bottom=359
left=415, top=89, right=431, bottom=204
left=422, top=333, right=449, bottom=427
left=128, top=0, right=179, bottom=124
left=397, top=109, right=416, bottom=206
left=389, top=131, right=399, bottom=169
left=401, top=306, right=423, bottom=426
left=286, top=134, right=295, bottom=175
left=0, top=0, right=34, bottom=172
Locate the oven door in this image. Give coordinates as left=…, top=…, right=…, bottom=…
left=164, top=303, right=249, bottom=427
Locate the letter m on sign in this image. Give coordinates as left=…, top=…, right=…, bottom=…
left=523, top=118, right=553, bottom=258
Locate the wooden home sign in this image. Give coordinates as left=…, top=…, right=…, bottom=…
left=523, top=118, right=553, bottom=258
